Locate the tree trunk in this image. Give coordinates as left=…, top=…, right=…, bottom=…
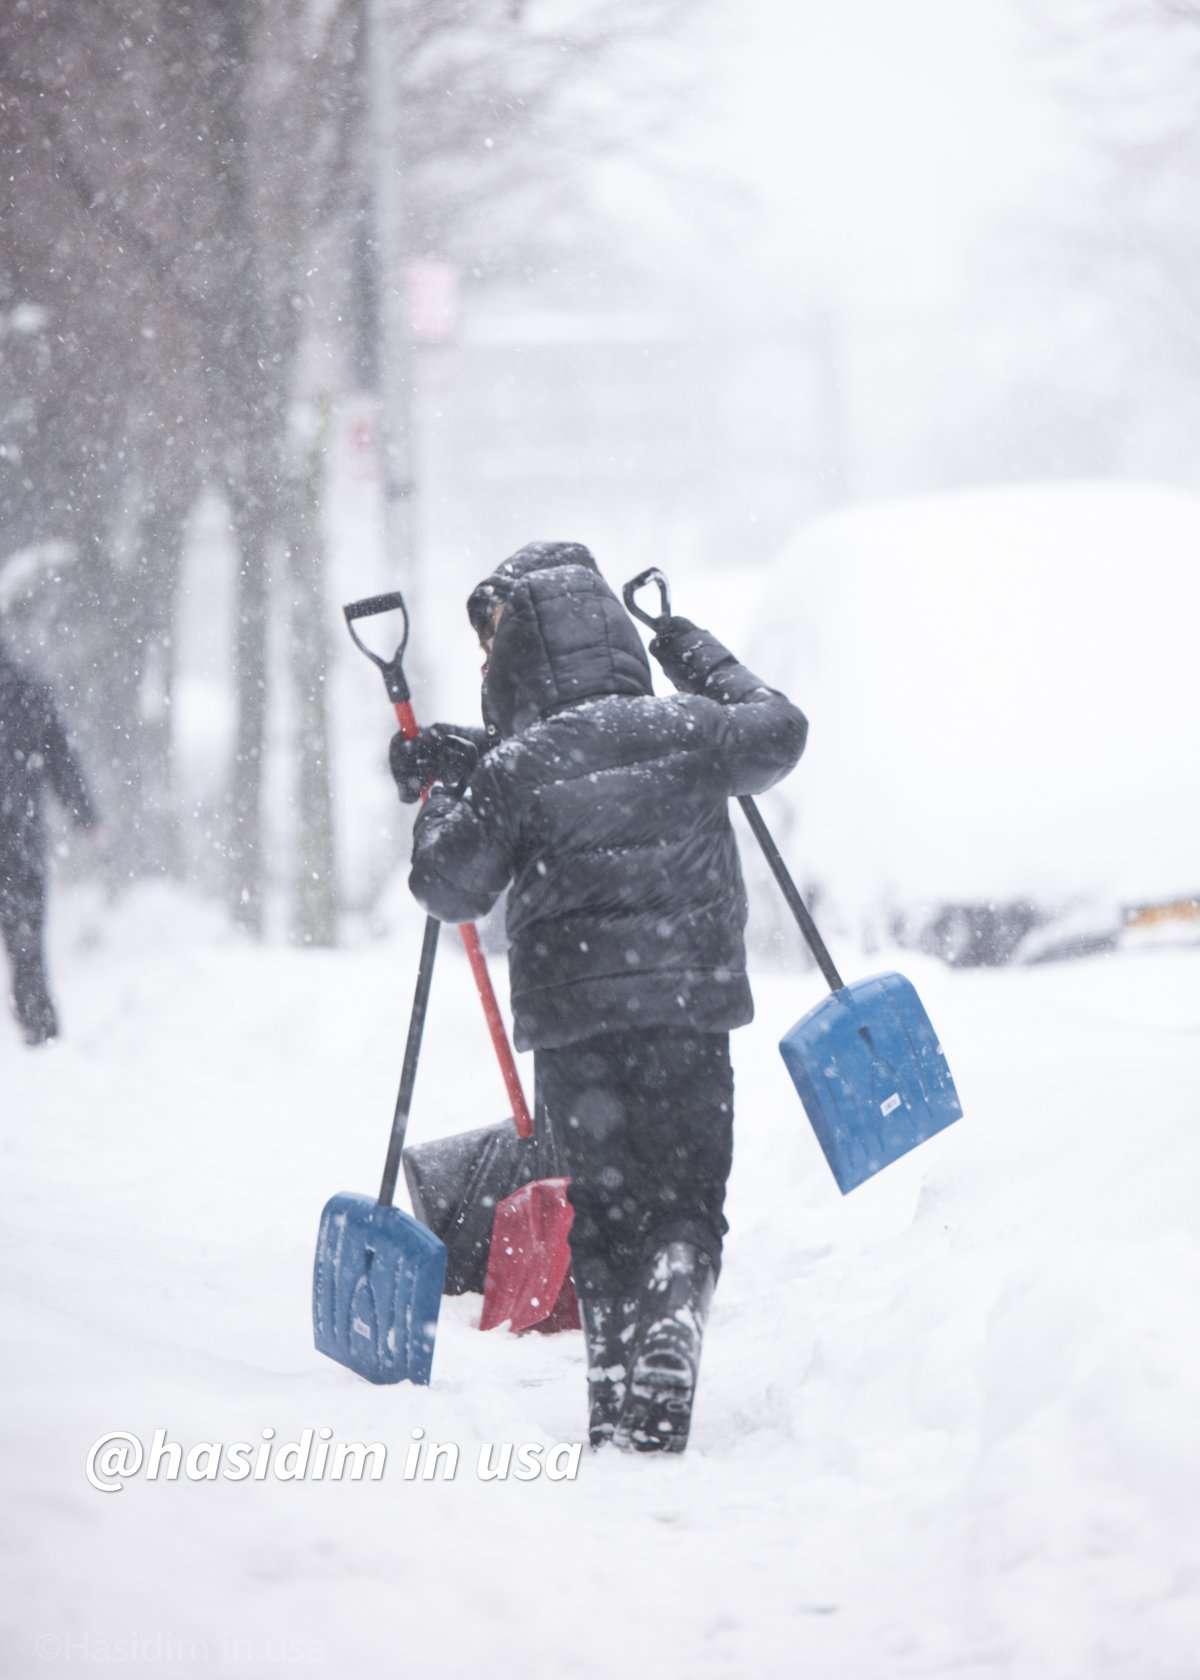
left=210, top=0, right=280, bottom=937
left=288, top=400, right=338, bottom=948
left=364, top=0, right=426, bottom=703
left=227, top=455, right=274, bottom=936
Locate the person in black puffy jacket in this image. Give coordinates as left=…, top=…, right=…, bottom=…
left=0, top=634, right=98, bottom=1045
left=393, top=542, right=807, bottom=1451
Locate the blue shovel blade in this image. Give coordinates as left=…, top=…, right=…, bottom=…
left=779, top=971, right=963, bottom=1194
left=313, top=1192, right=447, bottom=1385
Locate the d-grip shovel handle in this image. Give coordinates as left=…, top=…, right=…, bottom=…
left=623, top=566, right=671, bottom=629
left=621, top=568, right=845, bottom=994
left=343, top=592, right=534, bottom=1171
left=344, top=592, right=413, bottom=713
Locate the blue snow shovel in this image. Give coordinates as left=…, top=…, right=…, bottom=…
left=624, top=567, right=963, bottom=1195
left=313, top=914, right=447, bottom=1384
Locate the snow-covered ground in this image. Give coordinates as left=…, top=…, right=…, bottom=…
left=3, top=882, right=1200, bottom=1678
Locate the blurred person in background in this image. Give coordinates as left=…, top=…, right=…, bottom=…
left=0, top=628, right=98, bottom=1046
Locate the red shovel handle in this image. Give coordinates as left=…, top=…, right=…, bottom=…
left=394, top=699, right=420, bottom=743
left=457, top=923, right=533, bottom=1138
left=391, top=696, right=533, bottom=1138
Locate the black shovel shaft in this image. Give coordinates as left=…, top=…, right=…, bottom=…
left=379, top=915, right=441, bottom=1206
left=736, top=796, right=844, bottom=992
left=623, top=565, right=845, bottom=995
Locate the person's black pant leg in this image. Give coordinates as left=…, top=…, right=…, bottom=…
left=536, top=1028, right=734, bottom=1303
left=0, top=868, right=58, bottom=1044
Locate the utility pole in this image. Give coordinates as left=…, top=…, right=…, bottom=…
left=811, top=301, right=851, bottom=512
left=364, top=0, right=424, bottom=697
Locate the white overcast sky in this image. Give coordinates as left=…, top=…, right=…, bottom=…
left=698, top=0, right=1060, bottom=308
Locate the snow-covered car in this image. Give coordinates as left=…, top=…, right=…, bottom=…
left=746, top=480, right=1200, bottom=965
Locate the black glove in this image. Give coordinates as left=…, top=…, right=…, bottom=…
left=648, top=615, right=710, bottom=694
left=389, top=724, right=480, bottom=804
left=649, top=616, right=743, bottom=697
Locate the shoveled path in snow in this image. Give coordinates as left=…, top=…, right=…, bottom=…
left=2, top=884, right=1199, bottom=1679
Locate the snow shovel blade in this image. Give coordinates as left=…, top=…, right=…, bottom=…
left=779, top=971, right=962, bottom=1195
left=313, top=1192, right=447, bottom=1384
left=479, top=1177, right=580, bottom=1334
left=402, top=1120, right=545, bottom=1296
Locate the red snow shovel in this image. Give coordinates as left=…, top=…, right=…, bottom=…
left=480, top=1177, right=579, bottom=1333
left=344, top=592, right=578, bottom=1334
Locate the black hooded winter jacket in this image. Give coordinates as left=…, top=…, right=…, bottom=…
left=408, top=545, right=807, bottom=1051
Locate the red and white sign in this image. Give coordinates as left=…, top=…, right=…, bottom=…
left=407, top=260, right=459, bottom=345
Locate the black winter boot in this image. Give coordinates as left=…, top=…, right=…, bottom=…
left=579, top=1292, right=635, bottom=1448
left=614, top=1242, right=715, bottom=1454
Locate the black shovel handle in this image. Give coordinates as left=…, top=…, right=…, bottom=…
left=344, top=591, right=412, bottom=706
left=344, top=586, right=535, bottom=1177
left=736, top=796, right=844, bottom=993
left=379, top=915, right=440, bottom=1206
left=623, top=567, right=672, bottom=629
left=344, top=586, right=427, bottom=1201
left=622, top=567, right=845, bottom=994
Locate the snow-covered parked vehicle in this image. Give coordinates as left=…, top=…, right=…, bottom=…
left=748, top=480, right=1200, bottom=966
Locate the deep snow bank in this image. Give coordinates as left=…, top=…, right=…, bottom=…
left=748, top=481, right=1200, bottom=925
